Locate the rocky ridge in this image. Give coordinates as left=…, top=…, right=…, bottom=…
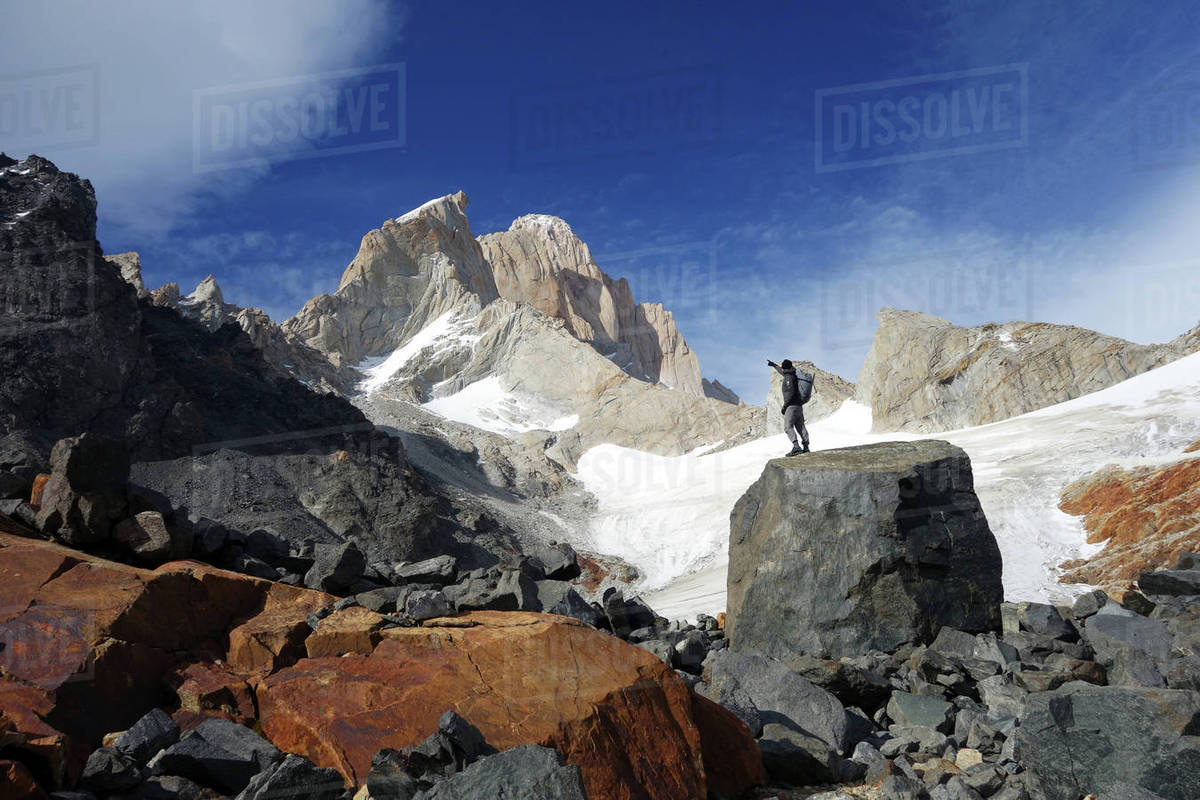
left=857, top=308, right=1197, bottom=433
left=140, top=267, right=356, bottom=394
left=0, top=155, right=364, bottom=462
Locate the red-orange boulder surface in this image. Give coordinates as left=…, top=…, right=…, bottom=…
left=170, top=662, right=257, bottom=724
left=1059, top=453, right=1200, bottom=596
left=0, top=682, right=71, bottom=790
left=0, top=534, right=320, bottom=742
left=0, top=534, right=762, bottom=799
left=303, top=606, right=383, bottom=658
left=259, top=611, right=763, bottom=799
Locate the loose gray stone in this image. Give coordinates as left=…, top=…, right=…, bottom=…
left=706, top=649, right=849, bottom=753
left=114, top=708, right=180, bottom=764
left=234, top=754, right=344, bottom=800
left=406, top=590, right=452, bottom=622
left=888, top=691, right=955, bottom=733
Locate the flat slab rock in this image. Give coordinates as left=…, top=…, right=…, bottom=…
left=727, top=440, right=1003, bottom=660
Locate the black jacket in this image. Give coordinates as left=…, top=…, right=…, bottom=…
left=778, top=366, right=801, bottom=408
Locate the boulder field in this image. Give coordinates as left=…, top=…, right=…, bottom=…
left=0, top=532, right=761, bottom=799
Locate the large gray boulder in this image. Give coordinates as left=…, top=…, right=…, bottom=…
left=1015, top=682, right=1200, bottom=800
left=727, top=441, right=1003, bottom=660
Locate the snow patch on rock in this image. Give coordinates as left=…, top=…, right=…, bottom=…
left=422, top=375, right=579, bottom=435
left=357, top=312, right=479, bottom=394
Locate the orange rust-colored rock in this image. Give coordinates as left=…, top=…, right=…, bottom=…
left=1, top=758, right=48, bottom=800
left=259, top=611, right=760, bottom=800
left=304, top=606, right=383, bottom=658
left=689, top=691, right=766, bottom=796
left=227, top=584, right=332, bottom=675
left=716, top=612, right=726, bottom=630
left=170, top=662, right=257, bottom=724
left=1058, top=455, right=1200, bottom=596
left=0, top=534, right=323, bottom=743
left=29, top=474, right=50, bottom=508
left=1185, top=439, right=1200, bottom=454
left=0, top=681, right=72, bottom=790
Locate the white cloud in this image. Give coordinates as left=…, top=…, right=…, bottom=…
left=0, top=0, right=399, bottom=237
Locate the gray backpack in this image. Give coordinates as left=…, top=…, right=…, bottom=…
left=797, top=370, right=814, bottom=404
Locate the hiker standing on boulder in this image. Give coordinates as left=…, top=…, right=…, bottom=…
left=768, top=359, right=812, bottom=456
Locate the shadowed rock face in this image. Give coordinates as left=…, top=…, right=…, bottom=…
left=856, top=308, right=1197, bottom=433
left=0, top=155, right=369, bottom=461
left=726, top=440, right=1003, bottom=660
left=1058, top=451, right=1200, bottom=597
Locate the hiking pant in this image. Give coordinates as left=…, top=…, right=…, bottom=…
left=784, top=404, right=808, bottom=448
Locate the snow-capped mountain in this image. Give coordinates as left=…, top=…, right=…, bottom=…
left=279, top=192, right=761, bottom=462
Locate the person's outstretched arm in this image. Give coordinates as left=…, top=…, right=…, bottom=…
left=767, top=359, right=784, bottom=375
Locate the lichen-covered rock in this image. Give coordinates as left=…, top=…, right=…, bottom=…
left=727, top=440, right=1003, bottom=660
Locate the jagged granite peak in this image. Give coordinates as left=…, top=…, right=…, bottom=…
left=764, top=360, right=855, bottom=434
left=856, top=307, right=1196, bottom=433
left=103, top=251, right=147, bottom=297
left=284, top=190, right=498, bottom=366
left=186, top=273, right=224, bottom=306
left=479, top=213, right=706, bottom=397
left=149, top=281, right=181, bottom=308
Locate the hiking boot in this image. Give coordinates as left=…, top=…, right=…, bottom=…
left=785, top=446, right=803, bottom=457
left=800, top=444, right=810, bottom=453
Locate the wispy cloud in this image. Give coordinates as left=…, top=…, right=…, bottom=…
left=1, top=0, right=400, bottom=238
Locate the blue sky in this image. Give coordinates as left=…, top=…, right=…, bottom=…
left=5, top=1, right=1200, bottom=402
